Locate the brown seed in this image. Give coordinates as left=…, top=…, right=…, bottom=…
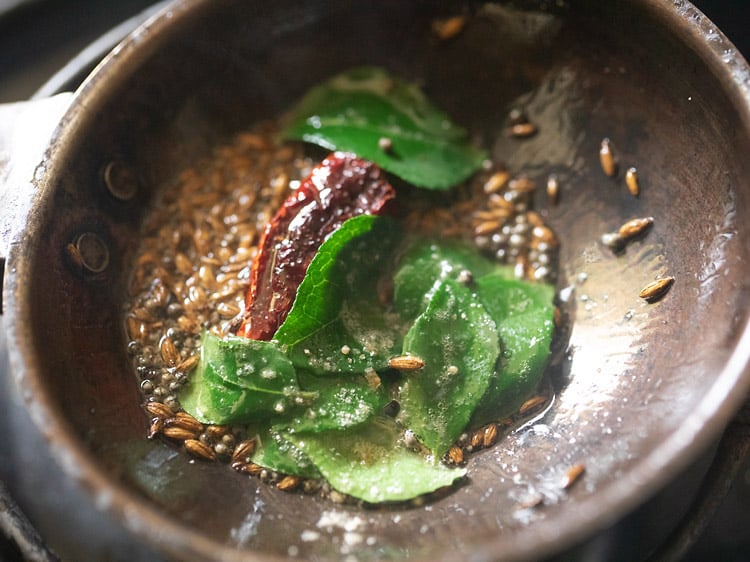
left=168, top=411, right=204, bottom=434
left=177, top=316, right=200, bottom=333
left=132, top=307, right=154, bottom=322
left=159, top=335, right=179, bottom=367
left=188, top=285, right=207, bottom=307
left=212, top=285, right=244, bottom=304
left=474, top=220, right=502, bottom=236
left=482, top=424, right=498, bottom=448
left=473, top=210, right=505, bottom=222
left=508, top=176, right=536, bottom=193
left=163, top=426, right=199, bottom=441
left=198, top=265, right=217, bottom=289
left=546, top=174, right=559, bottom=205
left=532, top=225, right=558, bottom=246
left=554, top=306, right=562, bottom=328
left=625, top=166, right=640, bottom=196
left=174, top=252, right=193, bottom=275
left=145, top=401, right=174, bottom=419
left=519, top=395, right=547, bottom=415
left=487, top=193, right=515, bottom=212
left=618, top=217, right=653, bottom=240
left=561, top=463, right=586, bottom=489
left=447, top=446, right=464, bottom=465
left=176, top=354, right=199, bottom=373
left=148, top=281, right=170, bottom=310
left=514, top=257, right=530, bottom=280
left=148, top=417, right=164, bottom=439
left=200, top=255, right=222, bottom=267
left=185, top=439, right=217, bottom=461
left=232, top=439, right=257, bottom=464
left=205, top=424, right=230, bottom=439
left=470, top=430, right=484, bottom=449
left=639, top=277, right=674, bottom=302
left=599, top=138, right=618, bottom=177
left=526, top=211, right=544, bottom=228
left=234, top=462, right=264, bottom=476
left=217, top=302, right=241, bottom=318
left=483, top=171, right=511, bottom=194
left=277, top=475, right=301, bottom=491
left=387, top=355, right=425, bottom=372
left=127, top=316, right=146, bottom=341
left=510, top=122, right=538, bottom=138
left=431, top=15, right=467, bottom=40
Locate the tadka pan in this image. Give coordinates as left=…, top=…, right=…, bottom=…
left=1, top=1, right=750, bottom=561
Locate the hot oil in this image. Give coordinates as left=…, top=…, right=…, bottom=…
left=123, top=2, right=571, bottom=498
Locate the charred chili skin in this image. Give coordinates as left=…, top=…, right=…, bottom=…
left=238, top=152, right=395, bottom=340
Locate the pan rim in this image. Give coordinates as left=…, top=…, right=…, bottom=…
left=4, top=0, right=750, bottom=560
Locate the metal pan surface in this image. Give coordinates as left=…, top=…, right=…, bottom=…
left=1, top=1, right=749, bottom=560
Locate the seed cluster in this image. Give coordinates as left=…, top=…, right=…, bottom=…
left=126, top=122, right=310, bottom=429
left=472, top=169, right=559, bottom=284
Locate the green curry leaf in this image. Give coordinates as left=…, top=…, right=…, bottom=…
left=180, top=219, right=555, bottom=503
left=282, top=67, right=487, bottom=190
left=470, top=274, right=555, bottom=426
left=251, top=425, right=320, bottom=479
left=397, top=279, right=499, bottom=458
left=282, top=372, right=391, bottom=433
left=285, top=417, right=465, bottom=503
left=393, top=238, right=514, bottom=321
left=274, top=214, right=404, bottom=374
left=179, top=332, right=315, bottom=425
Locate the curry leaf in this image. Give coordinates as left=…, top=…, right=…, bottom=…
left=281, top=372, right=391, bottom=433
left=178, top=358, right=247, bottom=425
left=284, top=417, right=465, bottom=503
left=397, top=279, right=499, bottom=458
left=282, top=67, right=487, bottom=190
left=274, top=214, right=404, bottom=374
left=393, top=238, right=514, bottom=321
left=470, top=274, right=555, bottom=427
left=179, top=332, right=315, bottom=425
left=251, top=426, right=320, bottom=479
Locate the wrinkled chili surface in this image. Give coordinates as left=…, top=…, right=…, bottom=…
left=238, top=152, right=395, bottom=340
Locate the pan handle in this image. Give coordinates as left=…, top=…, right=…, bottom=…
left=0, top=93, right=73, bottom=312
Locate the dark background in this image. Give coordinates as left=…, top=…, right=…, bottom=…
left=0, top=1, right=748, bottom=560
left=0, top=0, right=748, bottom=102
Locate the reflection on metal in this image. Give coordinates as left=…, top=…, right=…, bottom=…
left=103, top=160, right=139, bottom=201
left=69, top=232, right=110, bottom=274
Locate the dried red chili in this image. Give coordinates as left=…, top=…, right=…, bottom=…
left=237, top=152, right=395, bottom=340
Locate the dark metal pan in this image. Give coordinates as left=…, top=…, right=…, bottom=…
left=1, top=1, right=749, bottom=560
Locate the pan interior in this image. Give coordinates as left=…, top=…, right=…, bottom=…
left=19, top=1, right=750, bottom=560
